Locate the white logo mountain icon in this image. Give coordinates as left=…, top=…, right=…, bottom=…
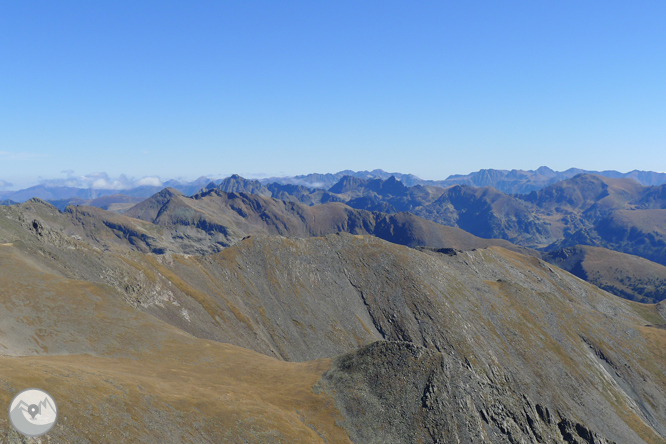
left=8, top=389, right=58, bottom=437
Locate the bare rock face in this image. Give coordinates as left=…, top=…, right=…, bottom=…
left=319, top=341, right=617, bottom=444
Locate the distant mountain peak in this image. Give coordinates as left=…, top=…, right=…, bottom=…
left=535, top=166, right=555, bottom=176
left=160, top=187, right=184, bottom=196
left=367, top=175, right=407, bottom=195
left=206, top=174, right=272, bottom=197
left=24, top=197, right=54, bottom=207
left=329, top=176, right=370, bottom=194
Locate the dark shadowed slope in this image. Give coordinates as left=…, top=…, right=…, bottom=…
left=522, top=174, right=645, bottom=213
left=328, top=173, right=655, bottom=247
left=550, top=208, right=666, bottom=266
left=414, top=184, right=551, bottom=245
left=592, top=209, right=666, bottom=264
left=251, top=173, right=662, bottom=253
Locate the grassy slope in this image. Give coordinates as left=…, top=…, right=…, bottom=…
left=544, top=245, right=666, bottom=303
left=0, top=243, right=349, bottom=443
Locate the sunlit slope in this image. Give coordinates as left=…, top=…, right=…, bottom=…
left=0, top=225, right=347, bottom=441
left=146, top=235, right=666, bottom=442
left=0, top=347, right=347, bottom=444
left=0, top=243, right=169, bottom=356
left=0, top=243, right=349, bottom=443
left=544, top=244, right=666, bottom=303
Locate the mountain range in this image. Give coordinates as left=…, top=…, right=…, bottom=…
left=2, top=197, right=666, bottom=442
left=261, top=166, right=666, bottom=192
left=3, top=167, right=666, bottom=205
left=4, top=168, right=666, bottom=304
left=197, top=173, right=666, bottom=302
left=290, top=173, right=666, bottom=256
left=3, top=169, right=666, bottom=442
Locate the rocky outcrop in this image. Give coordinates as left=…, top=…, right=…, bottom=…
left=319, top=341, right=618, bottom=444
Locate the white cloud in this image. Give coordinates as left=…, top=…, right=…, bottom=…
left=281, top=178, right=326, bottom=188
left=136, top=176, right=162, bottom=187
left=40, top=172, right=163, bottom=190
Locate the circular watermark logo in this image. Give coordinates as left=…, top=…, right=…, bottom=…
left=8, top=388, right=58, bottom=437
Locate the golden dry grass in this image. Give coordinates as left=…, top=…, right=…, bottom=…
left=0, top=341, right=350, bottom=443
left=1, top=343, right=350, bottom=442
left=0, top=243, right=351, bottom=443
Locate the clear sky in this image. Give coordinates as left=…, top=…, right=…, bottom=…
left=1, top=1, right=665, bottom=189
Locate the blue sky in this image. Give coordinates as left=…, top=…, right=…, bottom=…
left=1, top=1, right=665, bottom=189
